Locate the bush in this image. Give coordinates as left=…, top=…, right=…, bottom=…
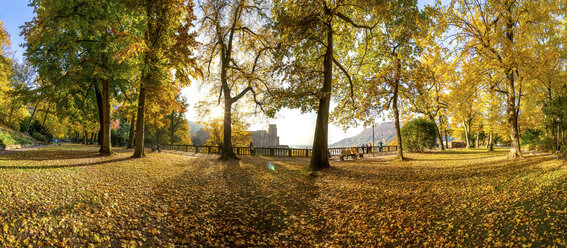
left=521, top=129, right=542, bottom=146
left=31, top=131, right=50, bottom=143
left=0, top=133, right=17, bottom=145
left=0, top=132, right=34, bottom=146
left=20, top=118, right=52, bottom=143
left=401, top=118, right=437, bottom=152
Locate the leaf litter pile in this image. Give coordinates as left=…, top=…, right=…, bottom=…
left=0, top=144, right=566, bottom=247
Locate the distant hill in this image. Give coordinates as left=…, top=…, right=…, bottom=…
left=187, top=121, right=204, bottom=135
left=187, top=121, right=208, bottom=146
left=330, top=122, right=396, bottom=148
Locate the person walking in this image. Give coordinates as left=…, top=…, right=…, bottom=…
left=378, top=141, right=383, bottom=152
left=249, top=142, right=255, bottom=156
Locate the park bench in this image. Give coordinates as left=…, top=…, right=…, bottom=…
left=151, top=145, right=161, bottom=153
left=339, top=147, right=363, bottom=161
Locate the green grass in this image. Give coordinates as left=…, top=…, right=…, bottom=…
left=0, top=145, right=565, bottom=247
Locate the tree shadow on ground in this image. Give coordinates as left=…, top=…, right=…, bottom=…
left=0, top=149, right=100, bottom=161
left=432, top=149, right=508, bottom=155
left=151, top=156, right=320, bottom=246
left=0, top=157, right=134, bottom=170
left=325, top=156, right=558, bottom=185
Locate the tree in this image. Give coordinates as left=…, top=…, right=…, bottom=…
left=197, top=0, right=273, bottom=160
left=0, top=19, right=15, bottom=126
left=448, top=55, right=481, bottom=149
left=407, top=40, right=451, bottom=150
left=271, top=0, right=378, bottom=170
left=7, top=60, right=37, bottom=129
left=332, top=0, right=429, bottom=160
left=22, top=0, right=138, bottom=155
left=401, top=118, right=437, bottom=152
left=129, top=0, right=201, bottom=158
left=167, top=95, right=190, bottom=146
left=202, top=113, right=251, bottom=147
left=447, top=0, right=559, bottom=158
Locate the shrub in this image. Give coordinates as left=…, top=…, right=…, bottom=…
left=401, top=118, right=437, bottom=152
left=0, top=132, right=34, bottom=146
left=0, top=133, right=17, bottom=145
left=521, top=129, right=542, bottom=146
left=20, top=118, right=52, bottom=143
left=31, top=131, right=49, bottom=143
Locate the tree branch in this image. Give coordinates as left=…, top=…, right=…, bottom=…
left=230, top=86, right=252, bottom=103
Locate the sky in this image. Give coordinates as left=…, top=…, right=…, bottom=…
left=1, top=0, right=437, bottom=146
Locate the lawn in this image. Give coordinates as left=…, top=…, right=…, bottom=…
left=0, top=145, right=566, bottom=247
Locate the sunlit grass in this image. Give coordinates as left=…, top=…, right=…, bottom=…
left=0, top=144, right=565, bottom=247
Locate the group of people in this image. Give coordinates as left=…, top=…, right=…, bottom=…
left=360, top=141, right=384, bottom=153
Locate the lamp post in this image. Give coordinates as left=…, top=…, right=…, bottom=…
left=372, top=123, right=376, bottom=157
left=557, top=117, right=561, bottom=160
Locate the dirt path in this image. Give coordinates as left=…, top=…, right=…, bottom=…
left=0, top=144, right=47, bottom=156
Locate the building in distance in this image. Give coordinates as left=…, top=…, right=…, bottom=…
left=251, top=124, right=288, bottom=148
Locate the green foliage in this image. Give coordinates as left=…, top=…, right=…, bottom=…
left=20, top=118, right=52, bottom=143
left=0, top=125, right=35, bottom=146
left=521, top=129, right=543, bottom=146
left=0, top=132, right=34, bottom=146
left=30, top=131, right=48, bottom=144
left=111, top=120, right=130, bottom=147
left=543, top=93, right=567, bottom=134
left=401, top=118, right=437, bottom=152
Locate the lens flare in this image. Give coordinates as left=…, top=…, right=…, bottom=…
left=267, top=162, right=277, bottom=173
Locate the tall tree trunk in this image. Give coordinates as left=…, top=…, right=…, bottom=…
left=42, top=107, right=50, bottom=126
left=506, top=74, right=522, bottom=158
left=169, top=110, right=176, bottom=146
left=392, top=56, right=404, bottom=160
left=445, top=130, right=449, bottom=149
left=156, top=127, right=161, bottom=146
left=83, top=131, right=88, bottom=144
left=94, top=83, right=104, bottom=151
left=133, top=85, right=146, bottom=158
left=475, top=130, right=480, bottom=148
left=488, top=131, right=494, bottom=151
left=100, top=78, right=112, bottom=156
left=127, top=113, right=136, bottom=148
left=503, top=16, right=522, bottom=159
left=432, top=115, right=444, bottom=150
left=90, top=132, right=95, bottom=144
left=220, top=97, right=237, bottom=160
left=463, top=120, right=471, bottom=149
left=309, top=26, right=333, bottom=170
left=393, top=80, right=403, bottom=160
left=25, top=102, right=40, bottom=133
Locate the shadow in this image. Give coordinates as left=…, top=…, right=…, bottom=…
left=150, top=155, right=320, bottom=247
left=0, top=157, right=134, bottom=170
left=323, top=156, right=558, bottom=185
left=412, top=155, right=501, bottom=161
left=0, top=149, right=100, bottom=161
left=432, top=149, right=508, bottom=155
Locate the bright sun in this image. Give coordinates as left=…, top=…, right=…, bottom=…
left=210, top=106, right=224, bottom=119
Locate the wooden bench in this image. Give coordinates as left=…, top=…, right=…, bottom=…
left=339, top=148, right=363, bottom=161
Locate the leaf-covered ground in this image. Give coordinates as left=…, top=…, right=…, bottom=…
left=0, top=144, right=566, bottom=247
